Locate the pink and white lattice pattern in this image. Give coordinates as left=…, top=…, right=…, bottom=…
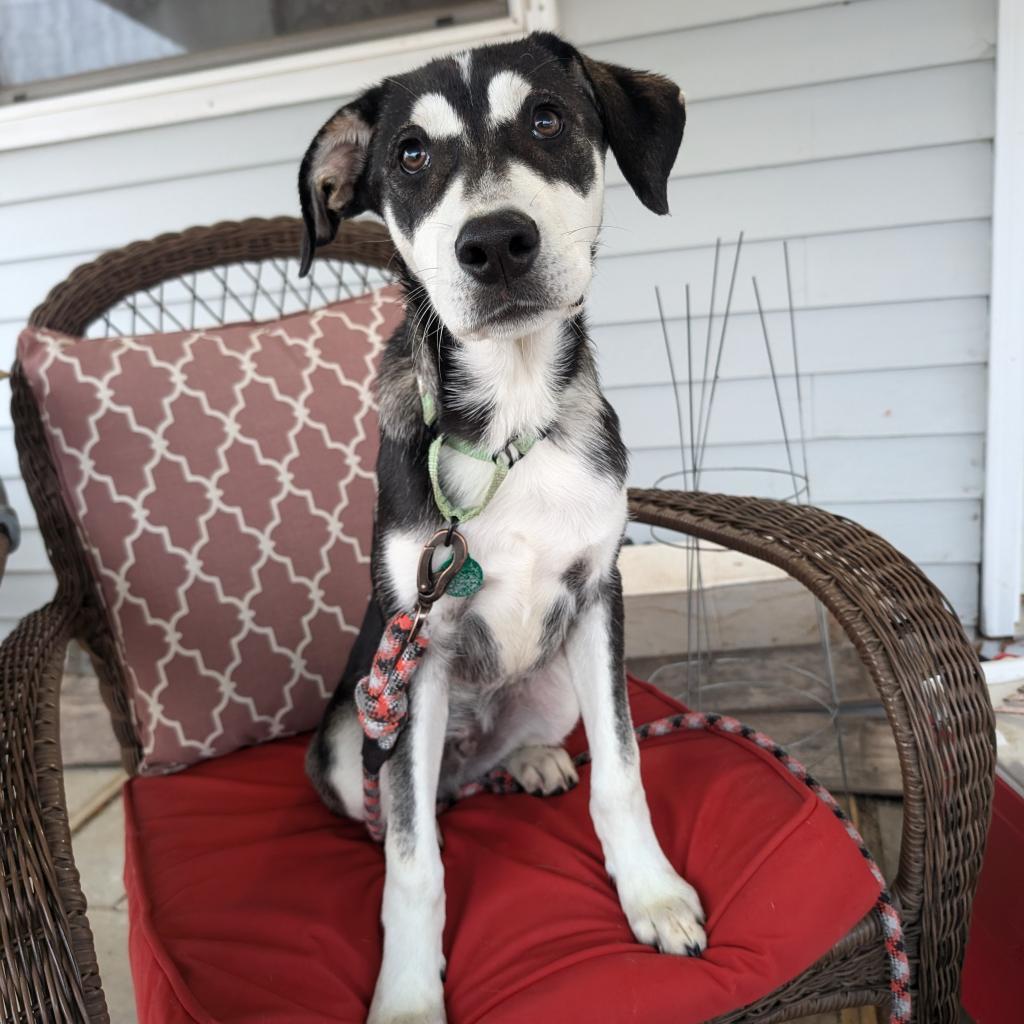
left=19, top=287, right=404, bottom=773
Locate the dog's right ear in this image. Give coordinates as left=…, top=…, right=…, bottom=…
left=297, top=85, right=385, bottom=277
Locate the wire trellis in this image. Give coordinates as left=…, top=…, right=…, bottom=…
left=648, top=234, right=850, bottom=793
left=86, top=253, right=395, bottom=339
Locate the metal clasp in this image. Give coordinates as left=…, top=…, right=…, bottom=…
left=416, top=526, right=468, bottom=610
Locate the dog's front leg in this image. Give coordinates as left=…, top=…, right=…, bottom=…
left=567, top=569, right=707, bottom=956
left=369, top=653, right=448, bottom=1024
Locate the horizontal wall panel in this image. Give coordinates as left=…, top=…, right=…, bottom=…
left=609, top=364, right=984, bottom=450
left=4, top=480, right=37, bottom=531
left=826, top=499, right=982, bottom=564
left=627, top=498, right=980, bottom=568
left=628, top=434, right=984, bottom=504
left=0, top=98, right=339, bottom=209
left=2, top=139, right=990, bottom=266
left=588, top=220, right=992, bottom=327
left=609, top=60, right=995, bottom=186
left=587, top=0, right=996, bottom=102
left=921, top=563, right=978, bottom=623
left=0, top=162, right=297, bottom=266
left=561, top=0, right=849, bottom=45
left=4, top=528, right=51, bottom=574
left=0, top=252, right=99, bottom=321
left=614, top=377, right=803, bottom=450
left=592, top=298, right=990, bottom=389
left=0, top=436, right=19, bottom=478
left=0, top=571, right=54, bottom=619
left=0, top=61, right=995, bottom=211
left=812, top=364, right=986, bottom=439
left=602, top=142, right=992, bottom=258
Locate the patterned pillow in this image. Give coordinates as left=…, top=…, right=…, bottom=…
left=18, top=287, right=403, bottom=773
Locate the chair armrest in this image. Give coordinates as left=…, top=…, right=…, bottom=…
left=628, top=488, right=995, bottom=1017
left=0, top=600, right=108, bottom=1022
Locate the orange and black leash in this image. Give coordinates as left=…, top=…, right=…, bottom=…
left=355, top=525, right=469, bottom=842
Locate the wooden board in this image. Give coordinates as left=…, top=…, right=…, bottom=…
left=592, top=298, right=989, bottom=387
left=583, top=0, right=995, bottom=102
left=0, top=61, right=993, bottom=208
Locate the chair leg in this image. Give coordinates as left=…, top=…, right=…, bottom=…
left=913, top=956, right=967, bottom=1024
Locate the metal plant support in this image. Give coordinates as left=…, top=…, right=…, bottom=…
left=648, top=235, right=850, bottom=794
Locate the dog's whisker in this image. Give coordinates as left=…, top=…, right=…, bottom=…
left=382, top=76, right=417, bottom=99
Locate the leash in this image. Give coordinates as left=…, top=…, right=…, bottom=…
left=350, top=398, right=908, bottom=1022
left=356, top=379, right=542, bottom=840
left=450, top=710, right=912, bottom=1024
left=355, top=528, right=468, bottom=841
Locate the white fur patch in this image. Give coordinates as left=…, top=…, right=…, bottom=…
left=454, top=50, right=472, bottom=86
left=487, top=70, right=532, bottom=127
left=409, top=92, right=464, bottom=139
left=447, top=323, right=564, bottom=449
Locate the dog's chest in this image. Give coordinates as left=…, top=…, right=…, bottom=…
left=383, top=439, right=626, bottom=680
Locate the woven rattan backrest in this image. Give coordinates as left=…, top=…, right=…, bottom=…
left=16, top=217, right=397, bottom=772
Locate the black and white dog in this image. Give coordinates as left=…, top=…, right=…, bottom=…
left=299, top=32, right=702, bottom=1024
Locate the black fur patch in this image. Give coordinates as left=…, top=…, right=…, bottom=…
left=562, top=557, right=592, bottom=600
left=584, top=398, right=629, bottom=486
left=386, top=715, right=417, bottom=852
left=536, top=595, right=575, bottom=670
left=600, top=566, right=634, bottom=761
left=449, top=612, right=501, bottom=682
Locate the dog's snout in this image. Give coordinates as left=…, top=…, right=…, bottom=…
left=455, top=210, right=539, bottom=285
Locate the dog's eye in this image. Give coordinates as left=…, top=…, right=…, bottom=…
left=531, top=106, right=563, bottom=139
left=399, top=138, right=429, bottom=174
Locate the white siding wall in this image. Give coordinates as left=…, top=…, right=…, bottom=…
left=0, top=0, right=996, bottom=632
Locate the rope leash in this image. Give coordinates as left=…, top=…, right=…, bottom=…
left=450, top=710, right=911, bottom=1024
left=354, top=379, right=910, bottom=1017
left=357, top=380, right=542, bottom=841
left=354, top=611, right=430, bottom=843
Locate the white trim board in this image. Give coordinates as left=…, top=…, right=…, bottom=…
left=0, top=0, right=557, bottom=152
left=982, top=0, right=1024, bottom=637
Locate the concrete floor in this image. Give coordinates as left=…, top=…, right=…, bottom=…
left=67, top=767, right=136, bottom=1024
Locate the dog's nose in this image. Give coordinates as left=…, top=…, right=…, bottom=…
left=455, top=210, right=540, bottom=285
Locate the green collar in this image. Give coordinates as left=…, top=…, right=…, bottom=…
left=419, top=380, right=540, bottom=524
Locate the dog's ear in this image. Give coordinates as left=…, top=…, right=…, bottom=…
left=533, top=33, right=685, bottom=215
left=297, top=85, right=385, bottom=277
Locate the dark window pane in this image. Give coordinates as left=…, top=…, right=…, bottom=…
left=0, top=0, right=507, bottom=103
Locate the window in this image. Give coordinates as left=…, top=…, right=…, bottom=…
left=0, top=0, right=509, bottom=105
left=0, top=0, right=552, bottom=150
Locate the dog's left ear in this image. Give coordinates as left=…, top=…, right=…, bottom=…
left=297, top=85, right=385, bottom=277
left=533, top=33, right=685, bottom=215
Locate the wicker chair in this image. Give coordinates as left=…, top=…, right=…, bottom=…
left=1, top=217, right=994, bottom=1024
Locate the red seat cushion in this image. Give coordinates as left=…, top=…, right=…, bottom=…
left=124, top=678, right=881, bottom=1023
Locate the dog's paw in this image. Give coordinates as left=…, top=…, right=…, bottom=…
left=619, top=871, right=707, bottom=957
left=504, top=744, right=578, bottom=796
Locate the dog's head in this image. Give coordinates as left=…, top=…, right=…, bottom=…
left=298, top=32, right=685, bottom=341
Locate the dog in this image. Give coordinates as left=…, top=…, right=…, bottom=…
left=298, top=31, right=702, bottom=1024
